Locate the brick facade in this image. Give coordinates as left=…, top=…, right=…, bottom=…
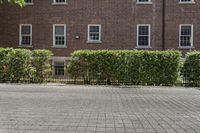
left=165, top=1, right=200, bottom=51
left=0, top=0, right=199, bottom=57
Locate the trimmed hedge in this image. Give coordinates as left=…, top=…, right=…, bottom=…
left=67, top=50, right=181, bottom=85
left=0, top=48, right=33, bottom=82
left=0, top=48, right=53, bottom=83
left=32, top=50, right=53, bottom=83
left=182, top=51, right=200, bottom=86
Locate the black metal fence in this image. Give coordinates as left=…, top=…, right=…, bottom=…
left=1, top=75, right=199, bottom=87
left=181, top=70, right=200, bottom=87
left=1, top=69, right=200, bottom=87
left=45, top=69, right=200, bottom=87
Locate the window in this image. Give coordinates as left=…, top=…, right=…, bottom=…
left=179, top=0, right=195, bottom=4
left=19, top=24, right=32, bottom=46
left=53, top=24, right=66, bottom=47
left=88, top=24, right=101, bottom=43
left=54, top=62, right=65, bottom=76
left=53, top=0, right=67, bottom=4
left=179, top=24, right=193, bottom=47
left=25, top=0, right=33, bottom=5
left=137, top=24, right=151, bottom=47
left=137, top=0, right=152, bottom=4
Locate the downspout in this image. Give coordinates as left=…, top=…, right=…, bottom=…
left=162, top=0, right=166, bottom=50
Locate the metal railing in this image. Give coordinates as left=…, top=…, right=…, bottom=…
left=1, top=69, right=200, bottom=87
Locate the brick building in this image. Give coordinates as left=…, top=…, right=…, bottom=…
left=0, top=0, right=199, bottom=76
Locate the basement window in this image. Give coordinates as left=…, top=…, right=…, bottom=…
left=25, top=0, right=33, bottom=5
left=179, top=0, right=195, bottom=4
left=137, top=0, right=152, bottom=4
left=53, top=0, right=67, bottom=5
left=54, top=62, right=65, bottom=76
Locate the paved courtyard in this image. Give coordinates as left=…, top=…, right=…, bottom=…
left=0, top=84, right=200, bottom=133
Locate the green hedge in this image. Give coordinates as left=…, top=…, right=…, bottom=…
left=67, top=50, right=181, bottom=85
left=32, top=50, right=53, bottom=83
left=0, top=48, right=53, bottom=83
left=0, top=48, right=33, bottom=82
left=182, top=51, right=200, bottom=86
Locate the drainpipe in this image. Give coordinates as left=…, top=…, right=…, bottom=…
left=162, top=0, right=166, bottom=50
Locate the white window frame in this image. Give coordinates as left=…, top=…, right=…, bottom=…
left=53, top=0, right=67, bottom=5
left=137, top=24, right=151, bottom=48
left=19, top=24, right=32, bottom=47
left=136, top=0, right=152, bottom=4
left=179, top=0, right=195, bottom=4
left=24, top=0, right=34, bottom=5
left=179, top=24, right=194, bottom=48
left=53, top=24, right=66, bottom=47
left=87, top=24, right=102, bottom=43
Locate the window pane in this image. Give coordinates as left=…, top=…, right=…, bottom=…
left=138, top=0, right=151, bottom=2
left=25, top=0, right=32, bottom=3
left=138, top=36, right=149, bottom=46
left=54, top=62, right=65, bottom=76
left=55, top=36, right=65, bottom=45
left=181, top=26, right=191, bottom=35
left=139, top=26, right=149, bottom=35
left=21, top=26, right=31, bottom=34
left=180, top=0, right=192, bottom=2
left=21, top=36, right=31, bottom=45
left=90, top=26, right=100, bottom=32
left=89, top=33, right=99, bottom=41
left=181, top=36, right=191, bottom=46
left=56, top=0, right=66, bottom=3
left=55, top=26, right=64, bottom=35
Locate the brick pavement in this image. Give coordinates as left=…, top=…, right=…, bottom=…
left=0, top=84, right=199, bottom=133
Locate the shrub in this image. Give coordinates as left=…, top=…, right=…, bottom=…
left=182, top=51, right=200, bottom=86
left=0, top=48, right=53, bottom=83
left=67, top=50, right=120, bottom=84
left=67, top=50, right=181, bottom=85
left=32, top=50, right=53, bottom=83
left=0, top=48, right=33, bottom=82
left=0, top=48, right=12, bottom=81
left=8, top=49, right=34, bottom=81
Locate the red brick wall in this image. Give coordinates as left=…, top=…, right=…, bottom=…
left=0, top=6, right=5, bottom=45
left=165, top=0, right=200, bottom=51
left=0, top=0, right=199, bottom=56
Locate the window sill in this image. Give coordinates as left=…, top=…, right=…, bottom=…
left=52, top=46, right=67, bottom=48
left=87, top=41, right=102, bottom=44
left=52, top=3, right=68, bottom=5
left=178, top=46, right=194, bottom=49
left=18, top=45, right=33, bottom=48
left=136, top=46, right=152, bottom=49
left=136, top=2, right=152, bottom=5
left=179, top=2, right=195, bottom=4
